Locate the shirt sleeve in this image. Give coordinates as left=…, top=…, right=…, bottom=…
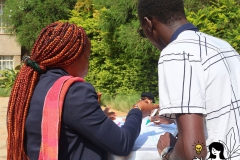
left=158, top=50, right=206, bottom=119
left=63, top=82, right=142, bottom=156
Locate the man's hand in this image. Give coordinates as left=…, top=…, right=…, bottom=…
left=157, top=132, right=177, bottom=154
left=150, top=115, right=175, bottom=125
left=158, top=114, right=207, bottom=160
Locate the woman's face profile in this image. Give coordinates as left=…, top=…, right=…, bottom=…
left=212, top=147, right=220, bottom=155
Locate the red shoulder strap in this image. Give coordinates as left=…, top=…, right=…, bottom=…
left=38, top=76, right=84, bottom=160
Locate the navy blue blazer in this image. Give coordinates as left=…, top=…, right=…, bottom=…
left=24, top=69, right=142, bottom=160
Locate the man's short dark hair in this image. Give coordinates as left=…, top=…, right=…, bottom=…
left=138, top=0, right=186, bottom=26
left=141, top=92, right=155, bottom=103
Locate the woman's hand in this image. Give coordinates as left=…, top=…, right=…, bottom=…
left=133, top=100, right=159, bottom=118
left=103, top=106, right=117, bottom=120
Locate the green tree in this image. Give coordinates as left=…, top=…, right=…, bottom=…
left=88, top=0, right=160, bottom=96
left=66, top=0, right=113, bottom=93
left=84, top=0, right=240, bottom=97
left=186, top=0, right=240, bottom=52
left=3, top=0, right=77, bottom=51
left=184, top=0, right=210, bottom=12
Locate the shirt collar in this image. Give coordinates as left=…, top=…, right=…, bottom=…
left=170, top=23, right=199, bottom=42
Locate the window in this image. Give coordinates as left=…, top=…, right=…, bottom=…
left=0, top=0, right=3, bottom=15
left=0, top=0, right=9, bottom=34
left=0, top=17, right=9, bottom=33
left=0, top=56, right=14, bottom=70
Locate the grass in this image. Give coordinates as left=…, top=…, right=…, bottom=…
left=100, top=93, right=150, bottom=113
left=0, top=88, right=11, bottom=97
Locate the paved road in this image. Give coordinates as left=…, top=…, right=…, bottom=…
left=0, top=97, right=8, bottom=160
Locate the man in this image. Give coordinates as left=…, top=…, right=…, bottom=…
left=140, top=92, right=155, bottom=103
left=141, top=92, right=175, bottom=125
left=137, top=0, right=240, bottom=160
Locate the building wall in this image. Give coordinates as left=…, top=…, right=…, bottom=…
left=0, top=34, right=21, bottom=68
left=0, top=0, right=22, bottom=69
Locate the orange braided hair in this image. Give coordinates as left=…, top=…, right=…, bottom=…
left=7, top=21, right=87, bottom=160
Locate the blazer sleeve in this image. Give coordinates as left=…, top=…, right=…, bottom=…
left=63, top=82, right=142, bottom=156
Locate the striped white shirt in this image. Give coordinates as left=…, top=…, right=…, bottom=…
left=158, top=29, right=240, bottom=159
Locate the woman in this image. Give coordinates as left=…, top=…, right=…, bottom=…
left=7, top=22, right=156, bottom=160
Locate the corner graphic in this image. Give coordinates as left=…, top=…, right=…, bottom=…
left=207, top=142, right=225, bottom=160
left=193, top=141, right=205, bottom=155
left=218, top=127, right=240, bottom=159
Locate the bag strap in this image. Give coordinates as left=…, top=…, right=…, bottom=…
left=38, top=76, right=84, bottom=160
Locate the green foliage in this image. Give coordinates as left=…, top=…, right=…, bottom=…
left=83, top=0, right=160, bottom=96
left=67, top=0, right=240, bottom=98
left=186, top=0, right=240, bottom=52
left=100, top=92, right=141, bottom=112
left=100, top=92, right=159, bottom=113
left=0, top=68, right=19, bottom=89
left=0, top=88, right=11, bottom=97
left=72, top=0, right=240, bottom=98
left=184, top=0, right=210, bottom=12
left=3, top=0, right=240, bottom=100
left=3, top=0, right=77, bottom=51
left=0, top=66, right=21, bottom=97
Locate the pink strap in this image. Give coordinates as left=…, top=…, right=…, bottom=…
left=39, top=76, right=84, bottom=160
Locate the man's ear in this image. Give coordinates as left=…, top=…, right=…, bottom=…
left=143, top=17, right=153, bottom=33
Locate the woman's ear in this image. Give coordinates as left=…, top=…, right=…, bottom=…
left=143, top=17, right=153, bottom=33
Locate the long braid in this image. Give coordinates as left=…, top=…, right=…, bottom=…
left=7, top=22, right=87, bottom=160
